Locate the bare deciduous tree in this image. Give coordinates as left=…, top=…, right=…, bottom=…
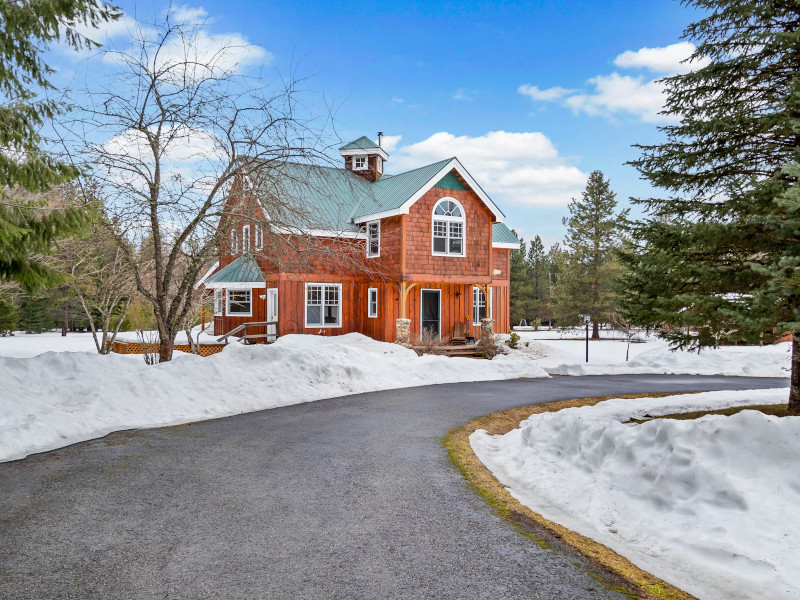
left=69, top=11, right=337, bottom=361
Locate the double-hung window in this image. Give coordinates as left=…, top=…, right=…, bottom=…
left=432, top=198, right=465, bottom=256
left=227, top=289, right=252, bottom=316
left=255, top=224, right=263, bottom=251
left=473, top=287, right=486, bottom=325
left=368, top=288, right=378, bottom=318
left=305, top=283, right=342, bottom=327
left=242, top=224, right=251, bottom=253
left=366, top=221, right=380, bottom=258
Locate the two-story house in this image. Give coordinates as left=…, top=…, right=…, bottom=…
left=201, top=135, right=521, bottom=345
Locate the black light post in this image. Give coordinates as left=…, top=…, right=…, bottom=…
left=579, top=314, right=590, bottom=363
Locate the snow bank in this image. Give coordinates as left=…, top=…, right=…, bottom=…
left=0, top=333, right=548, bottom=462
left=471, top=388, right=799, bottom=600
left=498, top=336, right=791, bottom=378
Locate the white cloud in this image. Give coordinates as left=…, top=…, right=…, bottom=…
left=519, top=42, right=709, bottom=123
left=518, top=84, right=574, bottom=101
left=613, top=41, right=708, bottom=74
left=376, top=134, right=402, bottom=153
left=388, top=131, right=587, bottom=208
left=391, top=97, right=404, bottom=104
left=564, top=73, right=668, bottom=124
left=79, top=6, right=271, bottom=77
left=141, top=28, right=272, bottom=78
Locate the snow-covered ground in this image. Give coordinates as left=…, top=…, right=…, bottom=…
left=0, top=331, right=109, bottom=358
left=0, top=333, right=549, bottom=462
left=471, top=389, right=799, bottom=600
left=499, top=332, right=790, bottom=378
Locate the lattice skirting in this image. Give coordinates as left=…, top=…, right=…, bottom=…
left=111, top=341, right=225, bottom=357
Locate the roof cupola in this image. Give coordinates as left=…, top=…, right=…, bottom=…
left=339, top=135, right=389, bottom=182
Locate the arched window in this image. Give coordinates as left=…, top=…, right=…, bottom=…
left=432, top=198, right=465, bottom=256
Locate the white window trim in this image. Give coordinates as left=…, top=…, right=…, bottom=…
left=304, top=282, right=343, bottom=329
left=230, top=229, right=239, bottom=254
left=431, top=197, right=466, bottom=257
left=472, top=286, right=486, bottom=326
left=226, top=288, right=252, bottom=318
left=266, top=287, right=278, bottom=322
left=366, top=220, right=380, bottom=258
left=368, top=287, right=378, bottom=318
left=242, top=224, right=251, bottom=253
left=213, top=289, right=222, bottom=316
left=376, top=156, right=383, bottom=174
left=353, top=156, right=368, bottom=171
left=255, top=224, right=264, bottom=251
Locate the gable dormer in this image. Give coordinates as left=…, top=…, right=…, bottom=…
left=339, top=135, right=389, bottom=182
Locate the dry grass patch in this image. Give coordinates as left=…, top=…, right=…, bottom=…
left=444, top=392, right=702, bottom=600
left=629, top=403, right=787, bottom=423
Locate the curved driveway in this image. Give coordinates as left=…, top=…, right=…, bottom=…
left=0, top=375, right=787, bottom=599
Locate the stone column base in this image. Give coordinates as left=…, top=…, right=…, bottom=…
left=395, top=318, right=412, bottom=347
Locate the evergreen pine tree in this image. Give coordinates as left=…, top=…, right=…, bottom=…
left=0, top=1, right=119, bottom=289
left=619, top=1, right=800, bottom=414
left=509, top=234, right=534, bottom=327
left=553, top=171, right=627, bottom=337
left=18, top=293, right=48, bottom=334
left=527, top=235, right=553, bottom=327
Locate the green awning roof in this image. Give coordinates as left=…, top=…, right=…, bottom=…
left=205, top=255, right=265, bottom=286
left=492, top=223, right=521, bottom=247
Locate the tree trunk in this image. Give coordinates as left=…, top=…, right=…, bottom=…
left=592, top=320, right=599, bottom=340
left=789, top=332, right=800, bottom=416
left=61, top=299, right=68, bottom=336
left=159, top=338, right=175, bottom=363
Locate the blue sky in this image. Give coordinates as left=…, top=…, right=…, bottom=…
left=52, top=0, right=704, bottom=247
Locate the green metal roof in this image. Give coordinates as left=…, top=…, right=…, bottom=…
left=205, top=255, right=265, bottom=284
left=355, top=158, right=454, bottom=218
left=248, top=156, right=514, bottom=233
left=493, top=223, right=521, bottom=246
left=433, top=171, right=468, bottom=191
left=339, top=136, right=381, bottom=151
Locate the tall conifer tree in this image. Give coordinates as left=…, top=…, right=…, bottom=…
left=554, top=171, right=627, bottom=337
left=0, top=1, right=119, bottom=289
left=619, top=1, right=800, bottom=413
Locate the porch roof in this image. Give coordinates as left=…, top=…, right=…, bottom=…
left=204, top=255, right=266, bottom=288
left=492, top=223, right=521, bottom=249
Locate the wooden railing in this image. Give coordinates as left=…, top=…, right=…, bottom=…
left=217, top=321, right=279, bottom=345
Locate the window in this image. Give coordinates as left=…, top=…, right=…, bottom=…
left=367, top=220, right=380, bottom=258
left=368, top=288, right=378, bottom=318
left=213, top=289, right=222, bottom=316
left=376, top=157, right=383, bottom=174
left=473, top=286, right=486, bottom=325
left=432, top=198, right=465, bottom=256
left=227, top=289, right=252, bottom=316
left=305, top=283, right=342, bottom=327
left=242, top=225, right=251, bottom=253
left=230, top=229, right=239, bottom=254
left=255, top=224, right=263, bottom=251
left=353, top=156, right=368, bottom=170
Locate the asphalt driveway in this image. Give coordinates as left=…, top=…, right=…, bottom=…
left=0, top=375, right=787, bottom=599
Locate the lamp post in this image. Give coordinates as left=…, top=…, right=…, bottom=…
left=579, top=313, right=591, bottom=362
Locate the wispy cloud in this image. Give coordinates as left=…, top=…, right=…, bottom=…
left=519, top=42, right=708, bottom=123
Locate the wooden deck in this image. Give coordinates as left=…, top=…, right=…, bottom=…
left=412, top=344, right=486, bottom=358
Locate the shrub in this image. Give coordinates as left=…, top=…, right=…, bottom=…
left=507, top=331, right=521, bottom=349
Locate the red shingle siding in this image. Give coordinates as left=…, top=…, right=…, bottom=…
left=403, top=187, right=493, bottom=278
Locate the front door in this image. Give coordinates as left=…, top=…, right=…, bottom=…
left=421, top=289, right=441, bottom=339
